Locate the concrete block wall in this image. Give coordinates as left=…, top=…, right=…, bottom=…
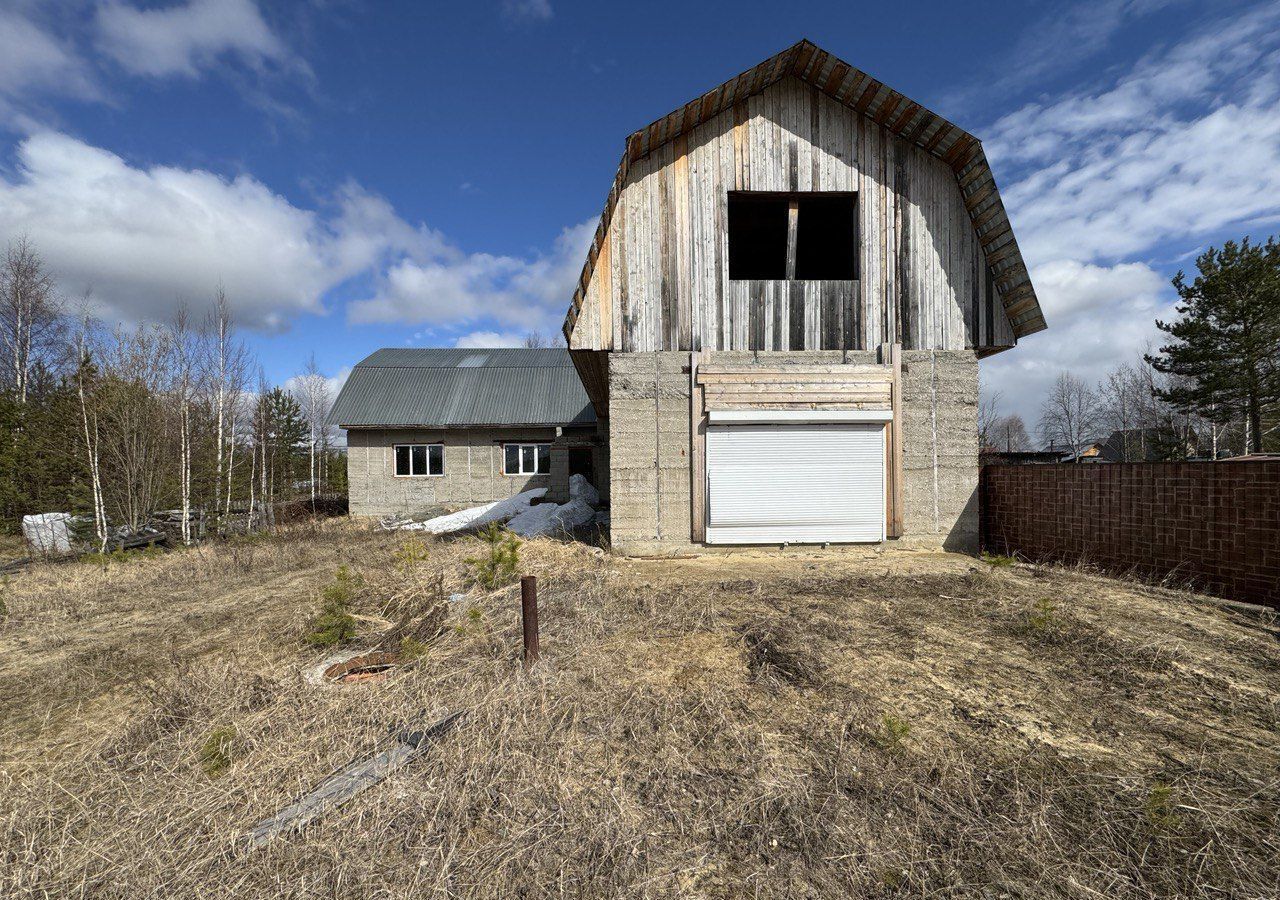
left=345, top=426, right=556, bottom=517
left=606, top=349, right=979, bottom=554
left=900, top=350, right=979, bottom=552
left=544, top=426, right=607, bottom=504
left=608, top=352, right=692, bottom=553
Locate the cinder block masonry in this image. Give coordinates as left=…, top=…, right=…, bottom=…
left=606, top=350, right=978, bottom=554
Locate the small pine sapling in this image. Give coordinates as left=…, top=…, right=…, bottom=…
left=466, top=523, right=521, bottom=589
left=304, top=565, right=361, bottom=647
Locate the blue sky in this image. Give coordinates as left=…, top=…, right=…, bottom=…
left=2, top=0, right=1279, bottom=425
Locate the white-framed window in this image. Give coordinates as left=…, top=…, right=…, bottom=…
left=504, top=443, right=551, bottom=476
left=394, top=443, right=444, bottom=477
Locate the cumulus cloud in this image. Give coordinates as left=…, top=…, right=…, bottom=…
left=454, top=330, right=526, bottom=348
left=0, top=129, right=591, bottom=344
left=980, top=1, right=1280, bottom=427
left=347, top=219, right=596, bottom=338
left=0, top=132, right=434, bottom=330
left=95, top=0, right=289, bottom=79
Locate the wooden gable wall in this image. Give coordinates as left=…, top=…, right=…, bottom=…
left=570, top=76, right=1017, bottom=354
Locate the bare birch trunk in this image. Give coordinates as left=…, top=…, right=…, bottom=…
left=75, top=331, right=107, bottom=551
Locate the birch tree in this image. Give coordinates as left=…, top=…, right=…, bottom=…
left=73, top=312, right=106, bottom=550
left=1038, top=372, right=1101, bottom=458
left=293, top=355, right=332, bottom=505
left=0, top=236, right=62, bottom=404
left=96, top=324, right=171, bottom=531
left=202, top=289, right=249, bottom=527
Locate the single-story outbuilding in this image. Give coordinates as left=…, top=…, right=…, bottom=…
left=330, top=348, right=605, bottom=518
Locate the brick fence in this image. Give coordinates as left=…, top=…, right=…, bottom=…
left=980, top=462, right=1280, bottom=608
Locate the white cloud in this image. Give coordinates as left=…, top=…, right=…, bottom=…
left=1001, top=0, right=1186, bottom=92
left=979, top=1, right=1280, bottom=431
left=454, top=330, right=525, bottom=348
left=0, top=6, right=96, bottom=99
left=95, top=0, right=288, bottom=78
left=0, top=132, right=431, bottom=330
left=501, top=0, right=553, bottom=23
left=983, top=261, right=1175, bottom=425
left=0, top=5, right=101, bottom=125
left=0, top=130, right=590, bottom=344
left=347, top=219, right=596, bottom=338
left=989, top=3, right=1280, bottom=268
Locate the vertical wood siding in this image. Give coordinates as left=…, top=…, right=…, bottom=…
left=571, top=76, right=1016, bottom=353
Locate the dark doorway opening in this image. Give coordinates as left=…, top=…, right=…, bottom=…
left=568, top=448, right=594, bottom=486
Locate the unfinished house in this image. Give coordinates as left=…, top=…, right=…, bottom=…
left=563, top=40, right=1047, bottom=553
left=332, top=348, right=601, bottom=517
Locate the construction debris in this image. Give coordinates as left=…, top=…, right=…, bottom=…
left=243, top=711, right=464, bottom=851
left=385, top=476, right=603, bottom=539
left=21, top=513, right=76, bottom=555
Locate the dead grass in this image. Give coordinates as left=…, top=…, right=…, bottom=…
left=0, top=527, right=1277, bottom=898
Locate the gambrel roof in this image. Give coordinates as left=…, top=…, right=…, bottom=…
left=329, top=348, right=595, bottom=428
left=563, top=39, right=1046, bottom=343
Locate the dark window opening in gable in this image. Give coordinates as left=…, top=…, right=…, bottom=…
left=727, top=194, right=788, bottom=279
left=795, top=194, right=856, bottom=279
left=727, top=191, right=856, bottom=281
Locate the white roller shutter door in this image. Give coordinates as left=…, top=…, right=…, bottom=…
left=705, top=423, right=885, bottom=544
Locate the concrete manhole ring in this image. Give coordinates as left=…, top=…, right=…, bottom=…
left=305, top=649, right=401, bottom=686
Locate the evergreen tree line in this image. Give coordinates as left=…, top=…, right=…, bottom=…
left=0, top=237, right=345, bottom=542
left=982, top=235, right=1280, bottom=460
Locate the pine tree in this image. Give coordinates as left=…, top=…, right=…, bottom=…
left=255, top=387, right=308, bottom=505
left=1145, top=237, right=1280, bottom=453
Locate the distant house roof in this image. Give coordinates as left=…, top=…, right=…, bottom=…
left=329, top=348, right=596, bottom=428
left=980, top=449, right=1067, bottom=466
left=1099, top=427, right=1197, bottom=463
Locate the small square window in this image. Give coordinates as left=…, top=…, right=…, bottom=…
left=504, top=443, right=553, bottom=476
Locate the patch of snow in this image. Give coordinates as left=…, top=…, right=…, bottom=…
left=506, top=497, right=597, bottom=538
left=398, top=489, right=546, bottom=535
left=569, top=473, right=599, bottom=507
left=22, top=512, right=75, bottom=555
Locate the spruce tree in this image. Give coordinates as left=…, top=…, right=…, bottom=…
left=1145, top=237, right=1280, bottom=453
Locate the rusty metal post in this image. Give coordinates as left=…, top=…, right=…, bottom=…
left=520, top=575, right=539, bottom=669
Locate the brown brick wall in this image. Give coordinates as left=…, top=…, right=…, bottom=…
left=981, top=462, right=1280, bottom=608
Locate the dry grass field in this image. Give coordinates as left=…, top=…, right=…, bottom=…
left=0, top=522, right=1277, bottom=899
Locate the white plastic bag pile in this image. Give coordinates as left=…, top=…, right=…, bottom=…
left=398, top=475, right=601, bottom=539
left=22, top=512, right=76, bottom=555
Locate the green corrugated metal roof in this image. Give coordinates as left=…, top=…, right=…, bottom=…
left=329, top=348, right=596, bottom=428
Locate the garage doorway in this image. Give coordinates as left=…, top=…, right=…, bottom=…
left=705, top=421, right=885, bottom=544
